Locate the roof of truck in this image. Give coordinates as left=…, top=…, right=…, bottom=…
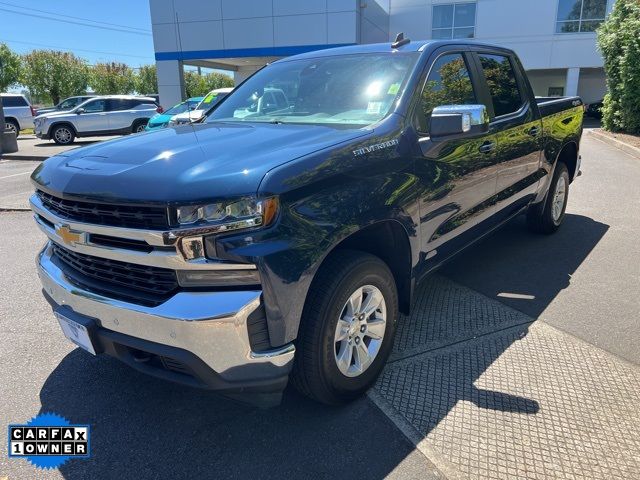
left=274, top=39, right=514, bottom=63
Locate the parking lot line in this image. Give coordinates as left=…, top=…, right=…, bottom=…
left=0, top=171, right=32, bottom=180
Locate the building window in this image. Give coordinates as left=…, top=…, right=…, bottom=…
left=548, top=87, right=565, bottom=97
left=556, top=0, right=607, bottom=33
left=432, top=3, right=476, bottom=40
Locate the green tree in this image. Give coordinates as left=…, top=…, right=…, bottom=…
left=21, top=50, right=90, bottom=104
left=91, top=62, right=136, bottom=95
left=184, top=71, right=234, bottom=97
left=597, top=0, right=640, bottom=133
left=201, top=72, right=234, bottom=92
left=136, top=64, right=157, bottom=94
left=0, top=43, right=22, bottom=92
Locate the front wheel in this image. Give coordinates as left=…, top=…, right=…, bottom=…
left=527, top=162, right=570, bottom=234
left=51, top=125, right=75, bottom=145
left=291, top=250, right=398, bottom=405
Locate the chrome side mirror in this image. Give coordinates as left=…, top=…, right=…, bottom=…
left=429, top=104, right=489, bottom=139
left=76, top=108, right=85, bottom=115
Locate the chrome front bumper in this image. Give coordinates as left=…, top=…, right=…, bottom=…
left=37, top=242, right=295, bottom=390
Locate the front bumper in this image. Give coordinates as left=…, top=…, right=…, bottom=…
left=37, top=242, right=295, bottom=393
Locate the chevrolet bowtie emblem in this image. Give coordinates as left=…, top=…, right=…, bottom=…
left=55, top=224, right=86, bottom=246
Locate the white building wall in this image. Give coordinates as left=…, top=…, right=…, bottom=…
left=150, top=0, right=611, bottom=107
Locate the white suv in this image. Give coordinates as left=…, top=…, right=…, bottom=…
left=1, top=93, right=36, bottom=136
left=34, top=95, right=160, bottom=145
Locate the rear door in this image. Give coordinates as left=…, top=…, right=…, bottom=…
left=106, top=99, right=135, bottom=131
left=76, top=99, right=109, bottom=133
left=413, top=47, right=500, bottom=269
left=470, top=49, right=543, bottom=218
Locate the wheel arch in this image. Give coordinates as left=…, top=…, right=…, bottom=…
left=131, top=118, right=149, bottom=132
left=317, top=219, right=413, bottom=315
left=47, top=121, right=77, bottom=137
left=556, top=141, right=579, bottom=182
left=4, top=116, right=20, bottom=129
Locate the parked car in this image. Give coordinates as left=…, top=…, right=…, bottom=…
left=34, top=95, right=161, bottom=145
left=170, top=87, right=233, bottom=125
left=35, top=95, right=97, bottom=116
left=30, top=39, right=583, bottom=405
left=145, top=97, right=203, bottom=131
left=1, top=93, right=36, bottom=136
left=585, top=100, right=603, bottom=119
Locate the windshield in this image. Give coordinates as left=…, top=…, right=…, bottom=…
left=58, top=98, right=82, bottom=110
left=196, top=92, right=228, bottom=110
left=165, top=100, right=200, bottom=116
left=206, top=53, right=419, bottom=127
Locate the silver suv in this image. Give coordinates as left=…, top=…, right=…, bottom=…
left=1, top=93, right=36, bottom=136
left=34, top=95, right=160, bottom=145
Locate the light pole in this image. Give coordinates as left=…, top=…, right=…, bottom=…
left=0, top=57, right=19, bottom=155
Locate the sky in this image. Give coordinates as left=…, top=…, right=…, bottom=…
left=0, top=0, right=156, bottom=68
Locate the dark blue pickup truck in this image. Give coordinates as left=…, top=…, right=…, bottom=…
left=30, top=39, right=582, bottom=405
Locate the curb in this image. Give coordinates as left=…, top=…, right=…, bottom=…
left=588, top=129, right=640, bottom=159
left=0, top=154, right=47, bottom=161
left=0, top=207, right=31, bottom=212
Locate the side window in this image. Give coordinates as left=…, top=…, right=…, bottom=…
left=3, top=96, right=28, bottom=107
left=107, top=99, right=132, bottom=111
left=478, top=54, right=523, bottom=118
left=83, top=100, right=106, bottom=113
left=418, top=53, right=476, bottom=134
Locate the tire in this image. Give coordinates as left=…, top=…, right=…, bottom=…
left=132, top=120, right=148, bottom=133
left=51, top=124, right=75, bottom=145
left=5, top=119, right=19, bottom=137
left=291, top=250, right=399, bottom=405
left=527, top=162, right=570, bottom=234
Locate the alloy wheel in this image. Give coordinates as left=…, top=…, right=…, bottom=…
left=54, top=127, right=72, bottom=144
left=551, top=175, right=567, bottom=224
left=334, top=285, right=387, bottom=377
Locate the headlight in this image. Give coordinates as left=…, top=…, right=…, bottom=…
left=176, top=197, right=278, bottom=228
left=174, top=197, right=278, bottom=262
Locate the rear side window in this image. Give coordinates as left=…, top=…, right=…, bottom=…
left=418, top=53, right=477, bottom=134
left=108, top=99, right=134, bottom=111
left=2, top=96, right=28, bottom=107
left=477, top=54, right=523, bottom=118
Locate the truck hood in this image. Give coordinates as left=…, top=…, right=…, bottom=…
left=32, top=122, right=370, bottom=204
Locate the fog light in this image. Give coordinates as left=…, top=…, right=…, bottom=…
left=176, top=269, right=260, bottom=287
left=178, top=236, right=206, bottom=260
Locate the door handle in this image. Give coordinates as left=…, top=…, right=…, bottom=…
left=479, top=141, right=496, bottom=154
left=528, top=126, right=540, bottom=137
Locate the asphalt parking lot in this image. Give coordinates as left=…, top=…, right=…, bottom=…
left=0, top=132, right=638, bottom=479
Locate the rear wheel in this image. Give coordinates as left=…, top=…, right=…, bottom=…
left=132, top=120, right=148, bottom=133
left=51, top=124, right=75, bottom=145
left=291, top=250, right=398, bottom=405
left=527, top=162, right=570, bottom=234
left=5, top=119, right=19, bottom=137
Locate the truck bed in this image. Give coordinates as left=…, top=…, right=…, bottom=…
left=536, top=96, right=583, bottom=117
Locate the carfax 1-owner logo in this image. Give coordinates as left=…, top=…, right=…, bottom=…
left=7, top=413, right=90, bottom=469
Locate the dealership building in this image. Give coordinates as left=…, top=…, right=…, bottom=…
left=150, top=0, right=613, bottom=108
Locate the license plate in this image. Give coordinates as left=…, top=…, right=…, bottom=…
left=56, top=312, right=97, bottom=355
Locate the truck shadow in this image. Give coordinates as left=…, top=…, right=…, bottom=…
left=39, top=352, right=424, bottom=479
left=37, top=213, right=607, bottom=479
left=440, top=213, right=609, bottom=319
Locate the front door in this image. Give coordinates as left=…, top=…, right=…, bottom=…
left=77, top=99, right=109, bottom=133
left=413, top=49, right=500, bottom=274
